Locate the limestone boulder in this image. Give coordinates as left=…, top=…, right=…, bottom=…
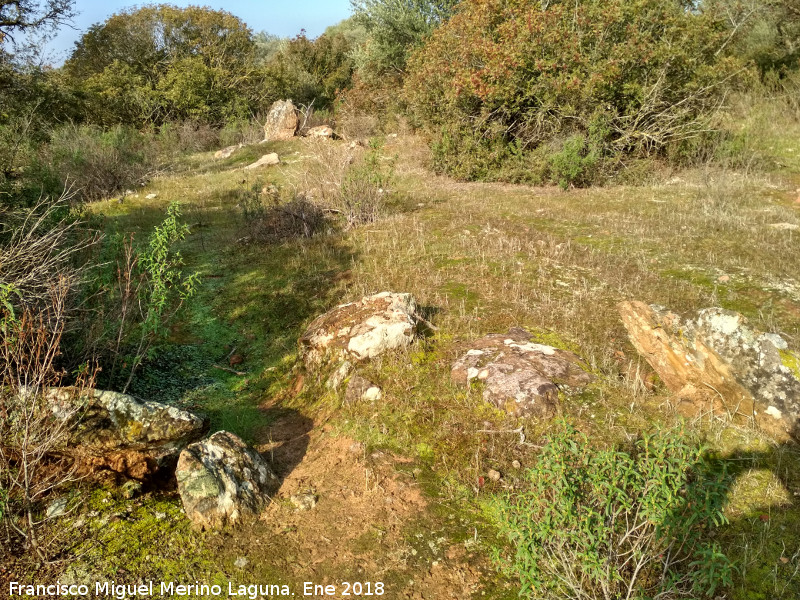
left=263, top=100, right=298, bottom=142
left=300, top=292, right=420, bottom=385
left=176, top=431, right=279, bottom=531
left=47, top=388, right=208, bottom=480
left=451, top=328, right=594, bottom=418
left=619, top=301, right=800, bottom=440
left=244, top=153, right=280, bottom=170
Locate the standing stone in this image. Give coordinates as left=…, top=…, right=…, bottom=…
left=263, top=100, right=299, bottom=142
left=176, top=431, right=279, bottom=530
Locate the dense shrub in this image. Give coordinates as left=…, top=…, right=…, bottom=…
left=490, top=422, right=734, bottom=600
left=29, top=124, right=157, bottom=202
left=406, top=0, right=744, bottom=185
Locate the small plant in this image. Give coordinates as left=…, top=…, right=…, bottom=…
left=549, top=135, right=600, bottom=190
left=338, top=139, right=394, bottom=227
left=239, top=184, right=327, bottom=241
left=489, top=421, right=734, bottom=600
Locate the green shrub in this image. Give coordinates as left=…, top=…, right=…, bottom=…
left=30, top=124, right=157, bottom=202
left=549, top=135, right=601, bottom=190
left=489, top=422, right=734, bottom=599
left=406, top=0, right=745, bottom=184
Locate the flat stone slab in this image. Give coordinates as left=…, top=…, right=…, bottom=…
left=451, top=328, right=594, bottom=418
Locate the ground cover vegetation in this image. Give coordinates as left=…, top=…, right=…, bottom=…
left=1, top=0, right=800, bottom=598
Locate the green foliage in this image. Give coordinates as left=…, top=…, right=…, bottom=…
left=706, top=0, right=800, bottom=77
left=28, top=123, right=156, bottom=202
left=406, top=0, right=744, bottom=184
left=261, top=31, right=355, bottom=110
left=549, top=135, right=601, bottom=190
left=64, top=5, right=262, bottom=126
left=351, top=0, right=459, bottom=81
left=339, top=139, right=394, bottom=227
left=489, top=422, right=734, bottom=599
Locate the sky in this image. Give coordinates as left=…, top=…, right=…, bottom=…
left=43, top=0, right=354, bottom=63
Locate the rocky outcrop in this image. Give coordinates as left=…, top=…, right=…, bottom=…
left=244, top=153, right=280, bottom=170
left=619, top=301, right=800, bottom=440
left=263, top=100, right=298, bottom=142
left=300, top=292, right=420, bottom=386
left=306, top=126, right=334, bottom=139
left=176, top=431, right=279, bottom=531
left=47, top=388, right=208, bottom=480
left=451, top=328, right=594, bottom=418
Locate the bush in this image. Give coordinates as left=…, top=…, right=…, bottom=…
left=239, top=184, right=328, bottom=241
left=30, top=124, right=157, bottom=202
left=406, top=0, right=744, bottom=185
left=490, top=422, right=734, bottom=600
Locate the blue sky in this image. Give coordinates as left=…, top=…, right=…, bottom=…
left=45, top=0, right=353, bottom=62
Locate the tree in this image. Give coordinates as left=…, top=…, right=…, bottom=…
left=65, top=5, right=263, bottom=126
left=0, top=0, right=74, bottom=41
left=405, top=0, right=743, bottom=183
left=350, top=0, right=459, bottom=81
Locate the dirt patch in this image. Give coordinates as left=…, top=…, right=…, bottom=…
left=243, top=408, right=490, bottom=598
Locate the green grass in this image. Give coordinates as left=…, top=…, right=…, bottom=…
left=47, top=120, right=800, bottom=599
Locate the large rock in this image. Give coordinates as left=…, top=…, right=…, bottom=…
left=176, top=431, right=278, bottom=530
left=619, top=301, right=800, bottom=439
left=300, top=292, right=420, bottom=385
left=47, top=388, right=208, bottom=480
left=263, top=100, right=298, bottom=142
left=451, top=328, right=594, bottom=418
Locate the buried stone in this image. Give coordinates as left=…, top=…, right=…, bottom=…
left=451, top=328, right=594, bottom=418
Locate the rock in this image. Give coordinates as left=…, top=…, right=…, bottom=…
left=120, top=480, right=143, bottom=500
left=234, top=557, right=248, bottom=569
left=451, top=328, right=594, bottom=418
left=263, top=99, right=299, bottom=142
left=244, top=153, right=280, bottom=170
left=300, top=292, right=420, bottom=385
left=306, top=125, right=334, bottom=139
left=345, top=374, right=383, bottom=403
left=290, top=492, right=318, bottom=511
left=47, top=388, right=208, bottom=480
left=618, top=301, right=800, bottom=440
left=46, top=496, right=69, bottom=519
left=214, top=145, right=240, bottom=159
left=145, top=193, right=158, bottom=200
left=487, top=469, right=501, bottom=482
left=176, top=431, right=279, bottom=531
left=769, top=223, right=799, bottom=231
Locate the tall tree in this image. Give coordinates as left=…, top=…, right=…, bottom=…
left=0, top=0, right=74, bottom=41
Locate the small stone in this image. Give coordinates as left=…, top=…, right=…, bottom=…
left=717, top=275, right=730, bottom=283
left=769, top=223, right=799, bottom=231
left=120, top=480, right=142, bottom=500
left=145, top=193, right=158, bottom=200
left=154, top=511, right=166, bottom=520
left=46, top=497, right=69, bottom=519
left=234, top=557, right=248, bottom=569
left=488, top=469, right=501, bottom=482
left=290, top=492, right=318, bottom=511
left=512, top=460, right=521, bottom=469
